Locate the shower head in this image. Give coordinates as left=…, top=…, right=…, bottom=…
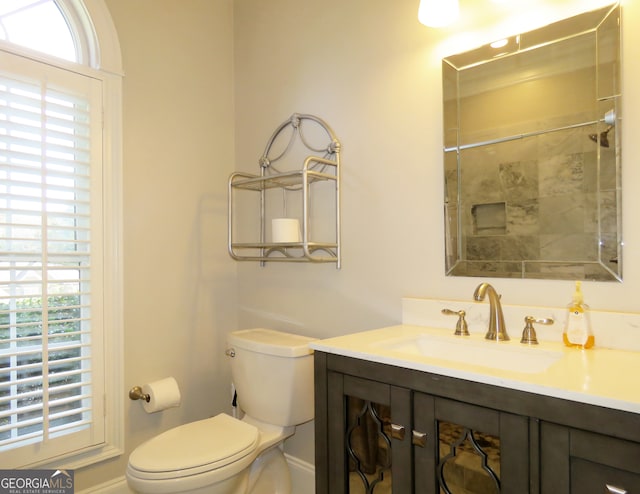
left=589, top=125, right=613, bottom=148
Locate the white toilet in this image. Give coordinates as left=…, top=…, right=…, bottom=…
left=126, top=328, right=317, bottom=494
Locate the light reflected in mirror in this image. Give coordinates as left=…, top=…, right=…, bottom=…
left=443, top=3, right=621, bottom=281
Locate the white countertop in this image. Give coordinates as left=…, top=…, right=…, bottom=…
left=310, top=324, right=640, bottom=415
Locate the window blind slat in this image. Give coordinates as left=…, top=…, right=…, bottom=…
left=0, top=346, right=44, bottom=359
left=0, top=401, right=44, bottom=420
left=49, top=368, right=88, bottom=383
left=0, top=175, right=92, bottom=195
left=0, top=365, right=90, bottom=397
left=0, top=252, right=92, bottom=262
left=49, top=417, right=91, bottom=436
left=0, top=418, right=46, bottom=436
left=0, top=335, right=89, bottom=350
left=0, top=238, right=92, bottom=249
left=0, top=154, right=91, bottom=174
left=0, top=208, right=91, bottom=223
left=1, top=194, right=93, bottom=209
left=50, top=392, right=92, bottom=409
left=0, top=428, right=43, bottom=444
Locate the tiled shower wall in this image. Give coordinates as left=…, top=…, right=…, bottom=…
left=445, top=122, right=619, bottom=280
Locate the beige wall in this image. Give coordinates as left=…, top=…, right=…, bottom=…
left=233, top=0, right=640, bottom=463
left=76, top=0, right=640, bottom=488
left=75, top=0, right=237, bottom=490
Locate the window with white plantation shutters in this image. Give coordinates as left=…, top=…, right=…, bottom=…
left=0, top=50, right=105, bottom=467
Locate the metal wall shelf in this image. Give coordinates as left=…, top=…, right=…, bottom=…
left=228, top=114, right=342, bottom=267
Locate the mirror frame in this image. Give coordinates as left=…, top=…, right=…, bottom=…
left=442, top=3, right=621, bottom=281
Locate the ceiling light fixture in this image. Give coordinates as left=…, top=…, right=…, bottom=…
left=418, top=0, right=459, bottom=28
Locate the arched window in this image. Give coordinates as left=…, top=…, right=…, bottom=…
left=0, top=1, right=76, bottom=61
left=0, top=0, right=123, bottom=469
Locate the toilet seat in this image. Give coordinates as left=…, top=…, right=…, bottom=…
left=128, top=413, right=259, bottom=480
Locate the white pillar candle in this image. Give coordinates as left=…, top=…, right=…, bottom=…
left=272, top=218, right=301, bottom=243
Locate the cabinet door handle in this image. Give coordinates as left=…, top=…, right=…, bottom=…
left=390, top=423, right=405, bottom=441
left=412, top=430, right=427, bottom=448
left=606, top=485, right=627, bottom=494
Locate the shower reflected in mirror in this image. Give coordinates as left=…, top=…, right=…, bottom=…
left=589, top=125, right=614, bottom=148
left=442, top=3, right=622, bottom=281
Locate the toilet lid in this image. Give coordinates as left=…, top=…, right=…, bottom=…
left=129, top=413, right=259, bottom=474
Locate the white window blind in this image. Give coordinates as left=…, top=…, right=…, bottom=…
left=0, top=51, right=105, bottom=467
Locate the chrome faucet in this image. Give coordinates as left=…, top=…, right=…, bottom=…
left=473, top=283, right=509, bottom=341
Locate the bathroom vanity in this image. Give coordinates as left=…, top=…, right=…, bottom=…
left=311, top=324, right=640, bottom=493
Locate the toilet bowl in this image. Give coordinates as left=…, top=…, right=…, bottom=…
left=126, top=413, right=293, bottom=494
left=126, top=328, right=316, bottom=494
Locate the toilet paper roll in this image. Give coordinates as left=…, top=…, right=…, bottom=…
left=272, top=218, right=301, bottom=243
left=141, top=377, right=182, bottom=413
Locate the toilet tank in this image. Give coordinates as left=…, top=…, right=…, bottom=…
left=227, top=328, right=317, bottom=427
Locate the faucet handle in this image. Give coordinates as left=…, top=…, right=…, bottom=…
left=442, top=308, right=470, bottom=336
left=521, top=316, right=554, bottom=345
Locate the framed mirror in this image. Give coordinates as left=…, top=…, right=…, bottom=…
left=443, top=3, right=621, bottom=281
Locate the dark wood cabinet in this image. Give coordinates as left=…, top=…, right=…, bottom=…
left=324, top=372, right=411, bottom=493
left=315, top=351, right=640, bottom=493
left=541, top=422, right=640, bottom=493
left=413, top=392, right=530, bottom=493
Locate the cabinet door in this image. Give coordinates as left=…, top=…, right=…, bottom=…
left=326, top=372, right=412, bottom=494
left=414, top=392, right=530, bottom=494
left=541, top=422, right=640, bottom=493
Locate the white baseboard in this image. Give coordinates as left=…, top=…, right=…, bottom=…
left=77, top=455, right=314, bottom=493
left=285, top=453, right=315, bottom=494
left=77, top=476, right=131, bottom=494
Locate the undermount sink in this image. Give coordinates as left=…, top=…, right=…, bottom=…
left=375, top=333, right=563, bottom=374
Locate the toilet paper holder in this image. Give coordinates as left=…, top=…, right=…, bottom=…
left=129, top=385, right=150, bottom=403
